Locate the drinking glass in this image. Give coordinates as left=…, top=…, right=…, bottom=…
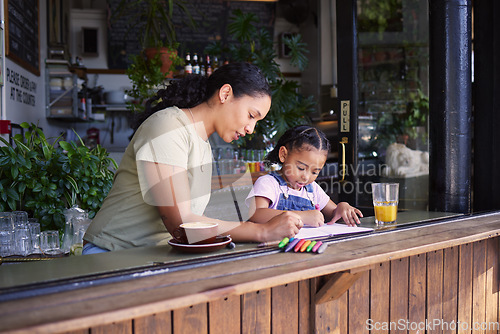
left=40, top=230, right=62, bottom=255
left=371, top=183, right=399, bottom=225
left=28, top=219, right=42, bottom=254
left=14, top=225, right=31, bottom=256
left=12, top=211, right=28, bottom=228
left=0, top=213, right=15, bottom=257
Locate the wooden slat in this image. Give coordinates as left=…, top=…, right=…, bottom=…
left=298, top=279, right=311, bottom=334
left=442, top=246, right=459, bottom=334
left=370, top=262, right=390, bottom=334
left=172, top=303, right=207, bottom=334
left=458, top=243, right=473, bottom=334
left=134, top=312, right=171, bottom=334
left=485, top=238, right=499, bottom=334
left=271, top=283, right=299, bottom=334
left=472, top=240, right=487, bottom=333
left=58, top=330, right=89, bottom=334
left=390, top=257, right=409, bottom=334
left=208, top=295, right=240, bottom=334
left=408, top=253, right=426, bottom=334
left=348, top=269, right=370, bottom=333
left=90, top=320, right=132, bottom=334
left=427, top=250, right=444, bottom=334
left=241, top=288, right=271, bottom=333
left=313, top=275, right=347, bottom=334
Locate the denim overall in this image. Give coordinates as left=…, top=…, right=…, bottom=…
left=270, top=172, right=316, bottom=211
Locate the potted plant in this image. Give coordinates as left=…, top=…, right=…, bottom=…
left=205, top=10, right=316, bottom=149
left=113, top=0, right=195, bottom=77
left=0, top=123, right=117, bottom=231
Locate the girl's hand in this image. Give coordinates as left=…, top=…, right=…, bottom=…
left=328, top=202, right=363, bottom=227
left=299, top=210, right=325, bottom=227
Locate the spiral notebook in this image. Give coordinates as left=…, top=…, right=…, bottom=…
left=294, top=223, right=373, bottom=239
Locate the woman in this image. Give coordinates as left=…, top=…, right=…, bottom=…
left=83, top=62, right=303, bottom=254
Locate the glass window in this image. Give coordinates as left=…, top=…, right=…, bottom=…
left=356, top=0, right=429, bottom=211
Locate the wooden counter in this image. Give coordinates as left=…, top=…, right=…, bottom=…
left=1, top=210, right=500, bottom=333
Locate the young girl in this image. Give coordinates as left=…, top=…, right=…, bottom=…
left=246, top=125, right=363, bottom=227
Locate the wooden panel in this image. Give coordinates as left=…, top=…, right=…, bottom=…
left=390, top=257, right=409, bottom=334
left=427, top=250, right=444, bottom=334
left=348, top=269, right=370, bottom=333
left=209, top=295, right=240, bottom=334
left=370, top=262, right=390, bottom=334
left=134, top=312, right=171, bottom=334
left=442, top=246, right=459, bottom=334
left=458, top=243, right=473, bottom=334
left=472, top=240, right=487, bottom=333
left=272, top=282, right=299, bottom=334
left=408, top=253, right=426, bottom=334
left=172, top=303, right=207, bottom=334
left=241, top=288, right=271, bottom=333
left=59, top=330, right=89, bottom=334
left=298, top=279, right=311, bottom=334
left=314, top=275, right=342, bottom=333
left=485, top=238, right=499, bottom=334
left=90, top=320, right=132, bottom=334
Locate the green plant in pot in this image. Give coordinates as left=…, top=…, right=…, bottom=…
left=205, top=10, right=315, bottom=149
left=0, top=123, right=117, bottom=231
left=114, top=0, right=195, bottom=77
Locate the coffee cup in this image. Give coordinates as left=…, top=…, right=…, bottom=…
left=172, top=222, right=218, bottom=245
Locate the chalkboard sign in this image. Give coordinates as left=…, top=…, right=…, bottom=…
left=5, top=0, right=40, bottom=76
left=106, top=0, right=275, bottom=70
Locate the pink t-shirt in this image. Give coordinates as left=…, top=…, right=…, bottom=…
left=245, top=173, right=330, bottom=210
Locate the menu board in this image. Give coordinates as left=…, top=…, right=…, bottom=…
left=106, top=0, right=275, bottom=69
left=5, top=0, right=40, bottom=76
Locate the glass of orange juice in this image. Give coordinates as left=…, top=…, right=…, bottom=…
left=371, top=183, right=399, bottom=225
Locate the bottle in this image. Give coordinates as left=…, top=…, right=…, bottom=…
left=200, top=55, right=206, bottom=77
left=213, top=56, right=219, bottom=72
left=192, top=53, right=200, bottom=75
left=206, top=55, right=213, bottom=77
left=184, top=53, right=192, bottom=74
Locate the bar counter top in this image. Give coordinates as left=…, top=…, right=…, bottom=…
left=1, top=210, right=500, bottom=333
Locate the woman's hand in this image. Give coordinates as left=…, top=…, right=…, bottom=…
left=328, top=202, right=363, bottom=226
left=262, top=211, right=303, bottom=241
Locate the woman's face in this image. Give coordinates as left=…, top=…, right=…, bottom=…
left=217, top=93, right=271, bottom=143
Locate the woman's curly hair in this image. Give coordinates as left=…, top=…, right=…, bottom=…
left=131, top=62, right=271, bottom=132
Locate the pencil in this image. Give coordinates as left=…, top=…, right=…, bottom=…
left=257, top=240, right=281, bottom=248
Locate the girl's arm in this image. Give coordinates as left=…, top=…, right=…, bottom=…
left=248, top=196, right=325, bottom=227
left=141, top=161, right=304, bottom=242
left=321, top=199, right=363, bottom=226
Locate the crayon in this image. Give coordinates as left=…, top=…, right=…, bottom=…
left=316, top=242, right=328, bottom=254
left=278, top=237, right=290, bottom=248
left=311, top=241, right=322, bottom=253
left=285, top=238, right=300, bottom=252
left=306, top=240, right=317, bottom=252
left=300, top=240, right=311, bottom=252
left=294, top=239, right=306, bottom=252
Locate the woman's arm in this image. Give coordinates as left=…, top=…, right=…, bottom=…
left=140, top=161, right=303, bottom=242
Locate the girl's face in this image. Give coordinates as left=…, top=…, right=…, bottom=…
left=279, top=145, right=327, bottom=190
left=216, top=90, right=271, bottom=143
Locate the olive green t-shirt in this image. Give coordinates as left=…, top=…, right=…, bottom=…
left=84, top=106, right=212, bottom=251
